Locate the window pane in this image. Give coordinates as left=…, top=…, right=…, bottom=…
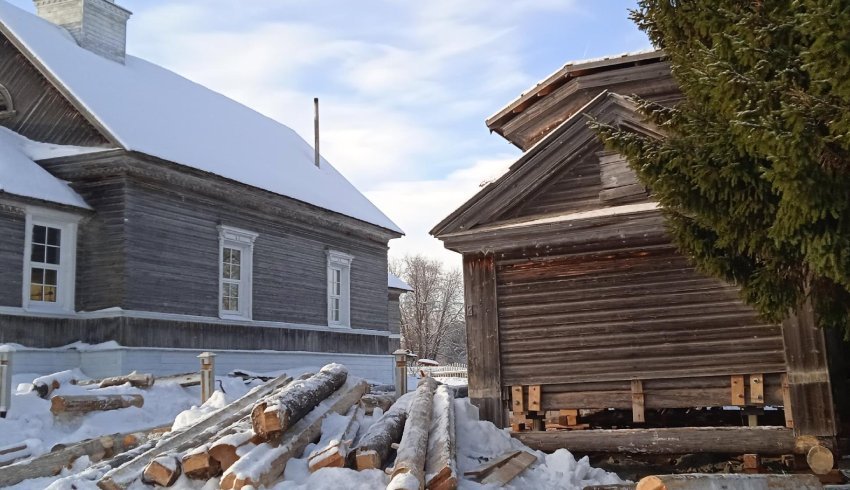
left=31, top=268, right=44, bottom=284
left=222, top=296, right=231, bottom=311
left=47, top=227, right=61, bottom=246
left=31, top=244, right=45, bottom=263
left=30, top=284, right=43, bottom=301
left=46, top=246, right=60, bottom=265
left=223, top=264, right=231, bottom=280
left=43, top=286, right=57, bottom=302
left=45, top=269, right=57, bottom=286
left=230, top=249, right=241, bottom=266
left=230, top=264, right=240, bottom=281
left=32, top=225, right=46, bottom=244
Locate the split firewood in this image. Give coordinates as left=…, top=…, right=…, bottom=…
left=142, top=454, right=181, bottom=487
left=51, top=394, right=144, bottom=415
left=251, top=364, right=348, bottom=442
left=360, top=393, right=395, bottom=415
left=307, top=404, right=361, bottom=472
left=354, top=396, right=409, bottom=470
left=425, top=385, right=457, bottom=490
left=388, top=377, right=439, bottom=490
left=0, top=427, right=167, bottom=488
left=181, top=444, right=221, bottom=480
left=96, top=373, right=293, bottom=490
left=32, top=370, right=78, bottom=399
left=221, top=379, right=369, bottom=490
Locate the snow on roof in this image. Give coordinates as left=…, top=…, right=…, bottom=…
left=388, top=272, right=413, bottom=291
left=0, top=127, right=98, bottom=209
left=0, top=1, right=402, bottom=234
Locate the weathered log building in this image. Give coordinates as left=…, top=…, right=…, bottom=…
left=433, top=51, right=847, bottom=456
left=0, top=0, right=404, bottom=357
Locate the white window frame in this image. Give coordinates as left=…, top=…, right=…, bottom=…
left=326, top=250, right=353, bottom=327
left=218, top=225, right=258, bottom=321
left=22, top=208, right=80, bottom=313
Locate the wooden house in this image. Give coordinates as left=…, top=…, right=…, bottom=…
left=432, top=51, right=845, bottom=457
left=0, top=0, right=404, bottom=360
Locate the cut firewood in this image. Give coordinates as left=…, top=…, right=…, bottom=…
left=0, top=427, right=167, bottom=488
left=32, top=370, right=78, bottom=399
left=308, top=404, right=361, bottom=472
left=51, top=394, right=144, bottom=415
left=480, top=451, right=537, bottom=485
left=221, top=379, right=369, bottom=490
left=354, top=395, right=409, bottom=470
left=425, top=385, right=457, bottom=490
left=360, top=393, right=395, bottom=415
left=181, top=444, right=221, bottom=480
left=251, top=364, right=348, bottom=442
left=388, top=377, right=439, bottom=490
left=142, top=455, right=181, bottom=487
left=463, top=450, right=521, bottom=480
left=96, top=373, right=293, bottom=490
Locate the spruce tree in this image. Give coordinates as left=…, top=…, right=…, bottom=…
left=594, top=1, right=850, bottom=335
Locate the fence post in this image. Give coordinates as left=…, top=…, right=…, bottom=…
left=197, top=352, right=216, bottom=404
left=393, top=349, right=411, bottom=397
left=0, top=347, right=12, bottom=418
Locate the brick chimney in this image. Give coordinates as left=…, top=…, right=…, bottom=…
left=34, top=0, right=132, bottom=64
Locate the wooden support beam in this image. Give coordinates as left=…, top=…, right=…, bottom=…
left=528, top=385, right=541, bottom=412
left=513, top=427, right=797, bottom=455
left=730, top=375, right=745, bottom=406
left=749, top=374, right=764, bottom=404
left=631, top=380, right=645, bottom=424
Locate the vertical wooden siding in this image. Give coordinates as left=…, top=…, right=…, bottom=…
left=0, top=34, right=109, bottom=147
left=0, top=206, right=24, bottom=307
left=495, top=242, right=787, bottom=387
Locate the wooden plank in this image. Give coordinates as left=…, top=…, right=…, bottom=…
left=730, top=375, right=745, bottom=406
left=480, top=451, right=537, bottom=485
left=749, top=374, right=764, bottom=404
left=462, top=254, right=503, bottom=427
left=527, top=385, right=541, bottom=412
left=511, top=386, right=524, bottom=414
left=781, top=373, right=794, bottom=428
left=514, top=427, right=797, bottom=455
left=631, top=380, right=644, bottom=424
left=463, top=451, right=521, bottom=479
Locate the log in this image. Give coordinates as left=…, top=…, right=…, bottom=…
left=0, top=427, right=167, bottom=488
left=208, top=429, right=257, bottom=472
left=251, top=363, right=348, bottom=442
left=99, top=373, right=155, bottom=389
left=388, top=377, right=439, bottom=490
left=221, top=379, right=369, bottom=490
left=181, top=444, right=221, bottom=480
left=156, top=372, right=202, bottom=387
left=425, top=385, right=457, bottom=490
left=96, top=373, right=293, bottom=490
left=0, top=440, right=36, bottom=467
left=354, top=396, right=409, bottom=470
left=51, top=394, right=144, bottom=415
left=635, top=473, right=823, bottom=490
left=142, top=455, right=181, bottom=487
left=307, top=404, right=361, bottom=472
left=33, top=370, right=78, bottom=398
left=361, top=393, right=396, bottom=415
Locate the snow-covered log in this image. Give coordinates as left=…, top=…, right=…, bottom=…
left=354, top=396, right=409, bottom=470
left=96, top=373, right=293, bottom=490
left=142, top=455, right=181, bottom=487
left=361, top=393, right=395, bottom=415
left=251, top=363, right=347, bottom=442
left=221, top=379, right=368, bottom=490
left=98, top=373, right=155, bottom=389
left=33, top=370, right=78, bottom=398
left=50, top=394, right=144, bottom=415
left=155, top=372, right=202, bottom=388
left=388, top=377, right=439, bottom=490
left=425, top=385, right=457, bottom=490
left=209, top=430, right=257, bottom=472
left=307, top=404, right=360, bottom=472
left=0, top=428, right=166, bottom=488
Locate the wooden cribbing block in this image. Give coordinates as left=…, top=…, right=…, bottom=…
left=742, top=453, right=760, bottom=473
left=511, top=385, right=524, bottom=414
left=51, top=395, right=143, bottom=415
left=730, top=375, right=746, bottom=406
left=528, top=385, right=541, bottom=412
left=480, top=451, right=537, bottom=485
left=141, top=455, right=181, bottom=487
left=781, top=374, right=794, bottom=428
left=749, top=374, right=764, bottom=404
left=631, top=380, right=645, bottom=424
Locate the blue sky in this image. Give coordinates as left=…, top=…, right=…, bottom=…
left=12, top=0, right=650, bottom=266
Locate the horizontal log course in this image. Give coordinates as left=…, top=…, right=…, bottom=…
left=51, top=395, right=144, bottom=415
left=513, top=427, right=797, bottom=455
left=635, top=473, right=822, bottom=490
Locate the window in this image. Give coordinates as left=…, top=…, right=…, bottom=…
left=218, top=225, right=258, bottom=320
left=22, top=210, right=79, bottom=312
left=326, top=250, right=353, bottom=327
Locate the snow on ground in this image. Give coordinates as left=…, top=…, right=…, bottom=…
left=3, top=368, right=621, bottom=490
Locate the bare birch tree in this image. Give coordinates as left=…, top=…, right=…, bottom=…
left=390, top=254, right=466, bottom=363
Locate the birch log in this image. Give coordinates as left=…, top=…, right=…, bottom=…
left=388, top=378, right=439, bottom=490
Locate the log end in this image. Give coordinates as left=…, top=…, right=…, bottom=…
left=142, top=456, right=182, bottom=487
left=209, top=445, right=241, bottom=472
left=182, top=451, right=222, bottom=479
left=356, top=449, right=381, bottom=470
left=636, top=476, right=666, bottom=490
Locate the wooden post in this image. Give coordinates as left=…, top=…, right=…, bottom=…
left=197, top=352, right=216, bottom=404
left=0, top=348, right=11, bottom=418
left=463, top=254, right=503, bottom=427
left=394, top=349, right=411, bottom=396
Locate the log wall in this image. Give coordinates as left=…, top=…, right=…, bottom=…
left=0, top=205, right=24, bottom=307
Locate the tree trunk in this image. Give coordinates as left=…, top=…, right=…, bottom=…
left=354, top=397, right=408, bottom=470
left=425, top=385, right=457, bottom=490
left=50, top=395, right=144, bottom=415
left=388, top=378, right=439, bottom=490
left=251, top=364, right=347, bottom=442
